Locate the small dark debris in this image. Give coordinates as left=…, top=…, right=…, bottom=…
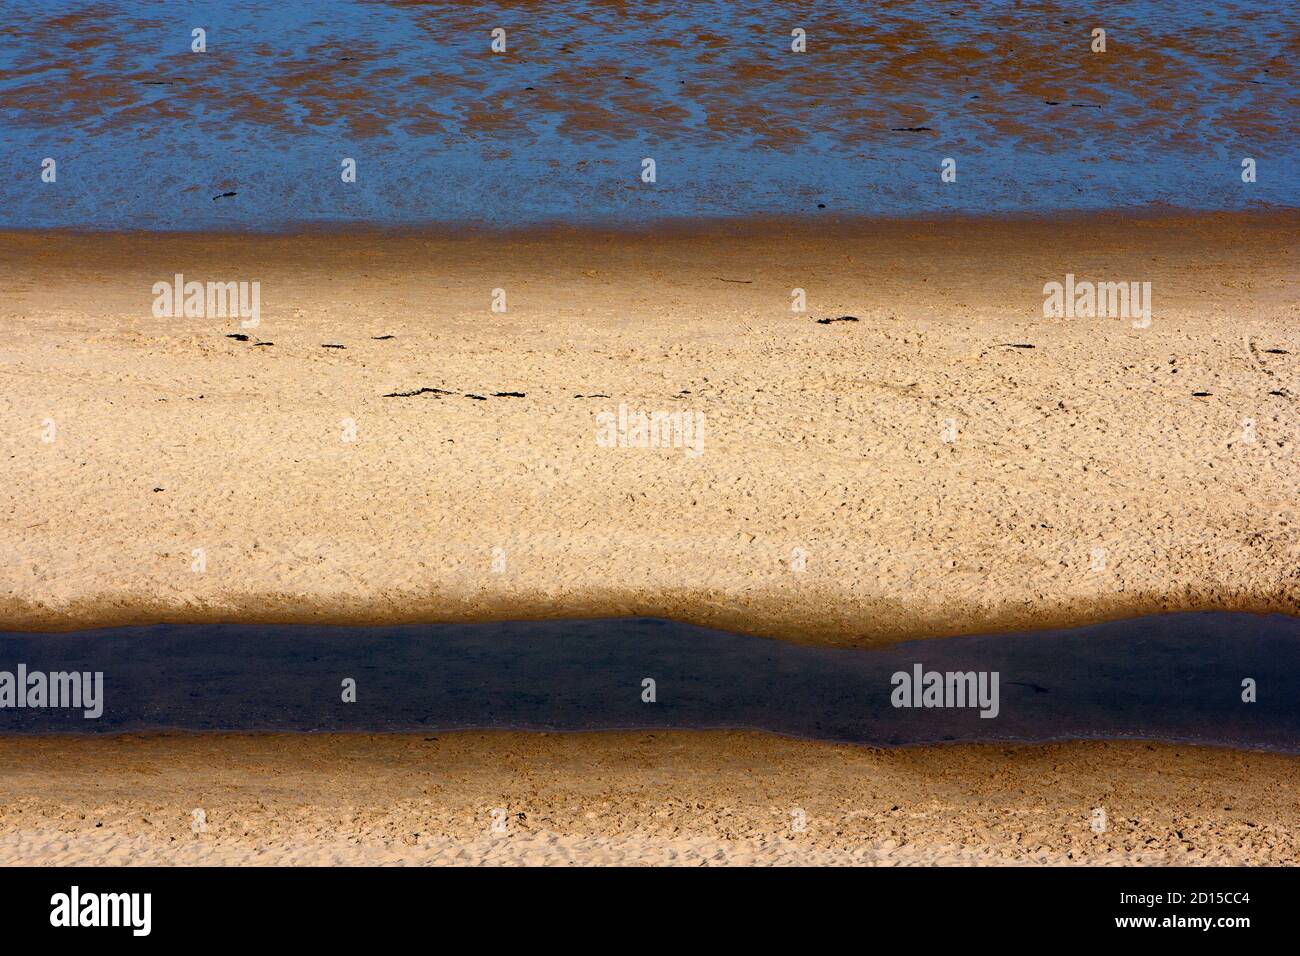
left=713, top=276, right=753, bottom=284
left=890, top=127, right=932, bottom=132
left=1192, top=391, right=1212, bottom=397
left=321, top=343, right=346, bottom=349
left=212, top=191, right=237, bottom=200
left=1269, top=390, right=1287, bottom=397
left=152, top=487, right=164, bottom=493
left=372, top=334, right=395, bottom=340
left=1001, top=343, right=1036, bottom=349
left=253, top=341, right=273, bottom=347
left=464, top=393, right=488, bottom=401
left=225, top=333, right=249, bottom=341
left=817, top=203, right=826, bottom=209
left=816, top=315, right=859, bottom=324
left=575, top=393, right=611, bottom=399
left=491, top=391, right=525, bottom=397
left=1264, top=348, right=1289, bottom=354
left=1044, top=100, right=1061, bottom=105
left=383, top=387, right=452, bottom=398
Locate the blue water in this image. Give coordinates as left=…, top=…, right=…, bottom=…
left=0, top=0, right=1294, bottom=230
left=0, top=612, right=1297, bottom=751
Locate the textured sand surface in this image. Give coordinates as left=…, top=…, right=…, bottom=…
left=0, top=213, right=1296, bottom=644
left=0, top=732, right=1296, bottom=866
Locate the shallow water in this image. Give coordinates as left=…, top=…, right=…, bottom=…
left=0, top=1, right=1294, bottom=229
left=0, top=611, right=1296, bottom=750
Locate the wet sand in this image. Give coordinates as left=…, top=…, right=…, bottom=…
left=1, top=212, right=1296, bottom=645
left=0, top=731, right=1296, bottom=866
left=3, top=1, right=1295, bottom=228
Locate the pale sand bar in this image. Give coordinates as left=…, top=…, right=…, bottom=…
left=0, top=212, right=1296, bottom=644
left=1, top=732, right=1296, bottom=866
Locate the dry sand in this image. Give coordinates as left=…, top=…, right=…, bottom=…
left=0, top=731, right=1296, bottom=866
left=1, top=212, right=1296, bottom=644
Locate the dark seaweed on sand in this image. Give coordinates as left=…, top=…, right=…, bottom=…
left=383, top=387, right=453, bottom=398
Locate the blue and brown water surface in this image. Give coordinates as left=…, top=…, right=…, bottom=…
left=0, top=0, right=1295, bottom=230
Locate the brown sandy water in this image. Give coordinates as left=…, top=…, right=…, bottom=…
left=2, top=1, right=1295, bottom=228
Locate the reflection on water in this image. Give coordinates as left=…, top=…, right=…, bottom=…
left=0, top=1, right=1295, bottom=228
left=0, top=612, right=1296, bottom=750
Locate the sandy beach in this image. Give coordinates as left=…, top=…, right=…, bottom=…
left=2, top=212, right=1297, bottom=868
left=0, top=731, right=1296, bottom=866
left=2, top=0, right=1297, bottom=892
left=0, top=212, right=1295, bottom=645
